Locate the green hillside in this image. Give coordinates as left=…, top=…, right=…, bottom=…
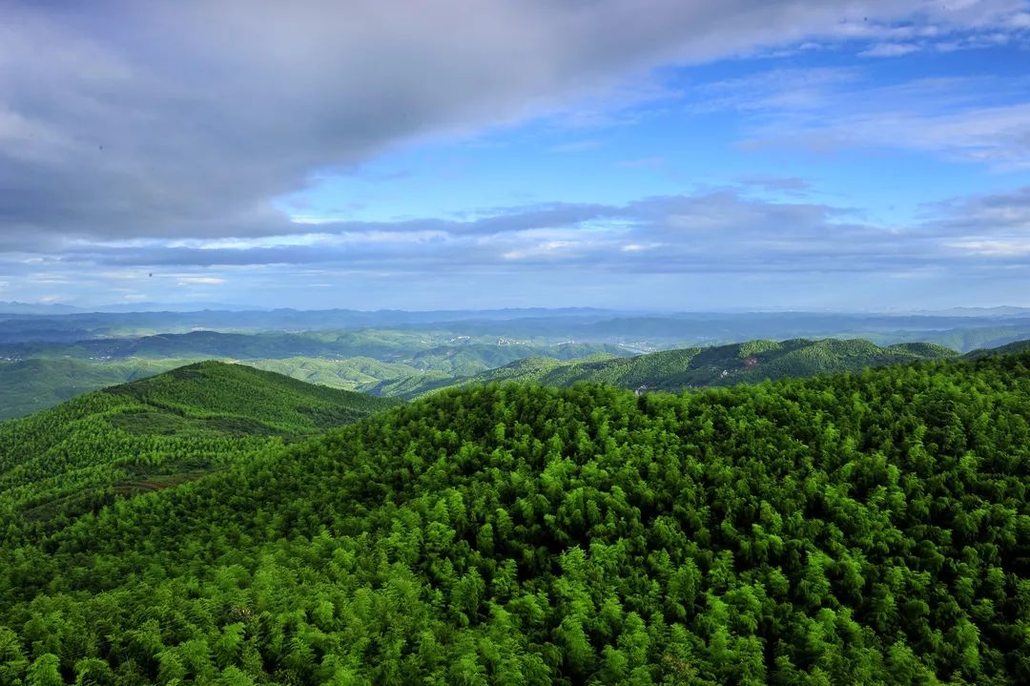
left=0, top=361, right=397, bottom=541
left=0, top=334, right=636, bottom=419
left=103, top=360, right=396, bottom=432
left=0, top=352, right=1028, bottom=683
left=0, top=338, right=963, bottom=420
left=0, top=358, right=181, bottom=420
left=0, top=356, right=435, bottom=421
left=964, top=339, right=1030, bottom=360
left=402, top=337, right=959, bottom=397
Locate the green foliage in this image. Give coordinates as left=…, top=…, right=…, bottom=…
left=405, top=337, right=958, bottom=397
left=964, top=339, right=1030, bottom=360
left=0, top=362, right=396, bottom=541
left=1, top=351, right=1028, bottom=682
left=0, top=358, right=182, bottom=420
left=0, top=333, right=633, bottom=418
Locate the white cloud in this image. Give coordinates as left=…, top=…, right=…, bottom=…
left=13, top=185, right=1020, bottom=279
left=3, top=0, right=1029, bottom=248
left=945, top=239, right=1030, bottom=255
left=698, top=67, right=1030, bottom=169
left=859, top=42, right=921, bottom=56
left=2, top=1, right=1029, bottom=310
left=621, top=243, right=661, bottom=252
left=176, top=276, right=226, bottom=286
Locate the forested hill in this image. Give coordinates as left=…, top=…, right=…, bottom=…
left=0, top=333, right=634, bottom=420
left=0, top=336, right=956, bottom=420
left=0, top=361, right=396, bottom=541
left=1, top=352, right=1028, bottom=683
left=965, top=339, right=1030, bottom=360
left=400, top=337, right=959, bottom=397
left=0, top=357, right=183, bottom=421
left=102, top=360, right=397, bottom=431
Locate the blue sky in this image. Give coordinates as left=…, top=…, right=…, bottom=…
left=1, top=1, right=1029, bottom=310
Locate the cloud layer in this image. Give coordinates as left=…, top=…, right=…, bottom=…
left=3, top=0, right=1028, bottom=246
left=1, top=1, right=1029, bottom=308
left=17, top=185, right=1030, bottom=278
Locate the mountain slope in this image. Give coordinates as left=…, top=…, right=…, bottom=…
left=104, top=359, right=396, bottom=433
left=964, top=338, right=1030, bottom=360
left=0, top=351, right=1027, bottom=683
left=0, top=358, right=181, bottom=420
left=0, top=361, right=397, bottom=539
left=0, top=334, right=636, bottom=418
left=402, top=337, right=959, bottom=397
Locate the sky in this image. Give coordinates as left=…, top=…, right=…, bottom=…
left=1, top=0, right=1029, bottom=311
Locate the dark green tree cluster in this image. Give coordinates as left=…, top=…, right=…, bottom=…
left=0, top=354, right=1028, bottom=683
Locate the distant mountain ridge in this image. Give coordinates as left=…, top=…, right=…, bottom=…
left=4, top=308, right=1030, bottom=348
left=400, top=338, right=961, bottom=397
left=2, top=336, right=1025, bottom=421
left=0, top=334, right=633, bottom=419
left=0, top=301, right=81, bottom=315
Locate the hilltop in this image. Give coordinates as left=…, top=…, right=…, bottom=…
left=102, top=360, right=396, bottom=434
left=0, top=350, right=1027, bottom=683
left=400, top=338, right=959, bottom=397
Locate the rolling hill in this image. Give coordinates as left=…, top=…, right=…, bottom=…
left=400, top=338, right=960, bottom=397
left=0, top=351, right=1027, bottom=682
left=101, top=360, right=397, bottom=433
left=0, top=334, right=636, bottom=419
left=0, top=361, right=397, bottom=540
left=0, top=337, right=1006, bottom=421
left=964, top=338, right=1030, bottom=360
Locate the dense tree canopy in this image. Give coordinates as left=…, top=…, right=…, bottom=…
left=0, top=353, right=1028, bottom=683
